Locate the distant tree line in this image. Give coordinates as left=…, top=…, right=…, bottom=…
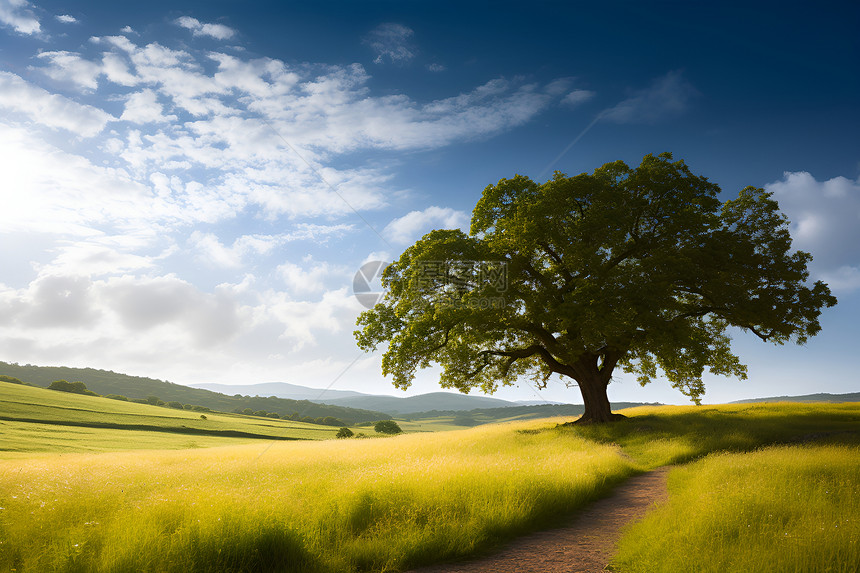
left=39, top=380, right=215, bottom=412
left=230, top=408, right=349, bottom=426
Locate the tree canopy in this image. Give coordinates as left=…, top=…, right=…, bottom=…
left=355, top=153, right=837, bottom=423
left=47, top=379, right=98, bottom=396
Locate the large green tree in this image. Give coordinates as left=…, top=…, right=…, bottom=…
left=355, top=153, right=836, bottom=423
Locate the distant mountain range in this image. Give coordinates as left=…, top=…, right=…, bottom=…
left=191, top=381, right=368, bottom=402
left=192, top=382, right=543, bottom=414
left=730, top=392, right=860, bottom=404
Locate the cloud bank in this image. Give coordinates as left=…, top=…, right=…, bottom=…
left=767, top=171, right=860, bottom=292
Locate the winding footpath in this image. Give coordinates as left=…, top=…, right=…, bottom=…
left=409, top=467, right=670, bottom=573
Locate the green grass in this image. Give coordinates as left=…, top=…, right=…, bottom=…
left=565, top=402, right=860, bottom=468
left=2, top=393, right=859, bottom=572
left=610, top=442, right=860, bottom=573
left=0, top=382, right=339, bottom=455
left=0, top=419, right=635, bottom=572
left=0, top=419, right=268, bottom=456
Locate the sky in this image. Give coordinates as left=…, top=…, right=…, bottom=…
left=0, top=0, right=858, bottom=406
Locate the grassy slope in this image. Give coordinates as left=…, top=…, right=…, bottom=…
left=611, top=442, right=860, bottom=573
left=0, top=361, right=391, bottom=423
left=0, top=382, right=338, bottom=455
left=0, top=419, right=635, bottom=573
left=568, top=402, right=860, bottom=467
left=0, top=401, right=858, bottom=572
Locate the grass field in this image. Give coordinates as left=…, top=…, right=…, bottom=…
left=1, top=384, right=859, bottom=572
left=0, top=419, right=636, bottom=572
left=568, top=402, right=860, bottom=466
left=0, top=383, right=339, bottom=456
left=611, top=442, right=860, bottom=573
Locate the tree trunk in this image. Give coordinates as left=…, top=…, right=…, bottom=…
left=569, top=369, right=626, bottom=425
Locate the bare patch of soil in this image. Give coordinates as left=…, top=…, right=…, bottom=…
left=408, top=467, right=669, bottom=573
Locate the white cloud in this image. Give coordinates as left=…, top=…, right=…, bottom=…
left=55, top=14, right=77, bottom=24
left=101, top=274, right=243, bottom=347
left=0, top=0, right=40, bottom=34
left=766, top=171, right=860, bottom=290
left=0, top=16, right=582, bottom=388
left=120, top=89, right=177, bottom=123
left=426, top=63, right=446, bottom=72
left=101, top=52, right=139, bottom=86
left=0, top=270, right=367, bottom=373
left=35, top=238, right=162, bottom=277
left=0, top=123, right=155, bottom=235
left=818, top=266, right=860, bottom=293
left=278, top=260, right=350, bottom=296
left=364, top=23, right=415, bottom=65
left=189, top=227, right=354, bottom=270
left=1, top=275, right=101, bottom=328
left=0, top=72, right=113, bottom=136
left=384, top=206, right=469, bottom=244
left=601, top=70, right=697, bottom=124
left=35, top=51, right=103, bottom=91
left=260, top=287, right=357, bottom=348
left=562, top=89, right=596, bottom=107
left=174, top=16, right=236, bottom=40
left=190, top=232, right=282, bottom=268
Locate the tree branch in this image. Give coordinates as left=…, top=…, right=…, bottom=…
left=465, top=344, right=572, bottom=380
left=424, top=323, right=458, bottom=354
left=540, top=242, right=575, bottom=284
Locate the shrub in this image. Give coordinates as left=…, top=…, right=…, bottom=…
left=253, top=410, right=268, bottom=417
left=0, top=375, right=27, bottom=385
left=336, top=427, right=354, bottom=439
left=267, top=412, right=281, bottom=419
left=146, top=395, right=162, bottom=406
left=167, top=401, right=184, bottom=409
left=104, top=394, right=129, bottom=401
left=200, top=414, right=208, bottom=420
left=242, top=408, right=254, bottom=415
left=300, top=416, right=315, bottom=424
left=374, top=420, right=402, bottom=435
left=183, top=404, right=193, bottom=410
left=47, top=380, right=98, bottom=396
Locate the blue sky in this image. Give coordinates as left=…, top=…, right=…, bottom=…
left=0, top=0, right=858, bottom=405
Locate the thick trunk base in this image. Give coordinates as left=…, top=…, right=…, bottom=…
left=561, top=412, right=628, bottom=426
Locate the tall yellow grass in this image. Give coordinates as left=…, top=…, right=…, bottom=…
left=0, top=418, right=634, bottom=572
left=611, top=443, right=860, bottom=573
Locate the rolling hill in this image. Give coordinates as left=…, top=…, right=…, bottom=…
left=319, top=392, right=517, bottom=414
left=731, top=392, right=860, bottom=404
left=0, top=362, right=390, bottom=423
left=191, top=381, right=367, bottom=401
left=194, top=381, right=538, bottom=413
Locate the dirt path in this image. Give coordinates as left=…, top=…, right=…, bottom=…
left=408, top=467, right=670, bottom=573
